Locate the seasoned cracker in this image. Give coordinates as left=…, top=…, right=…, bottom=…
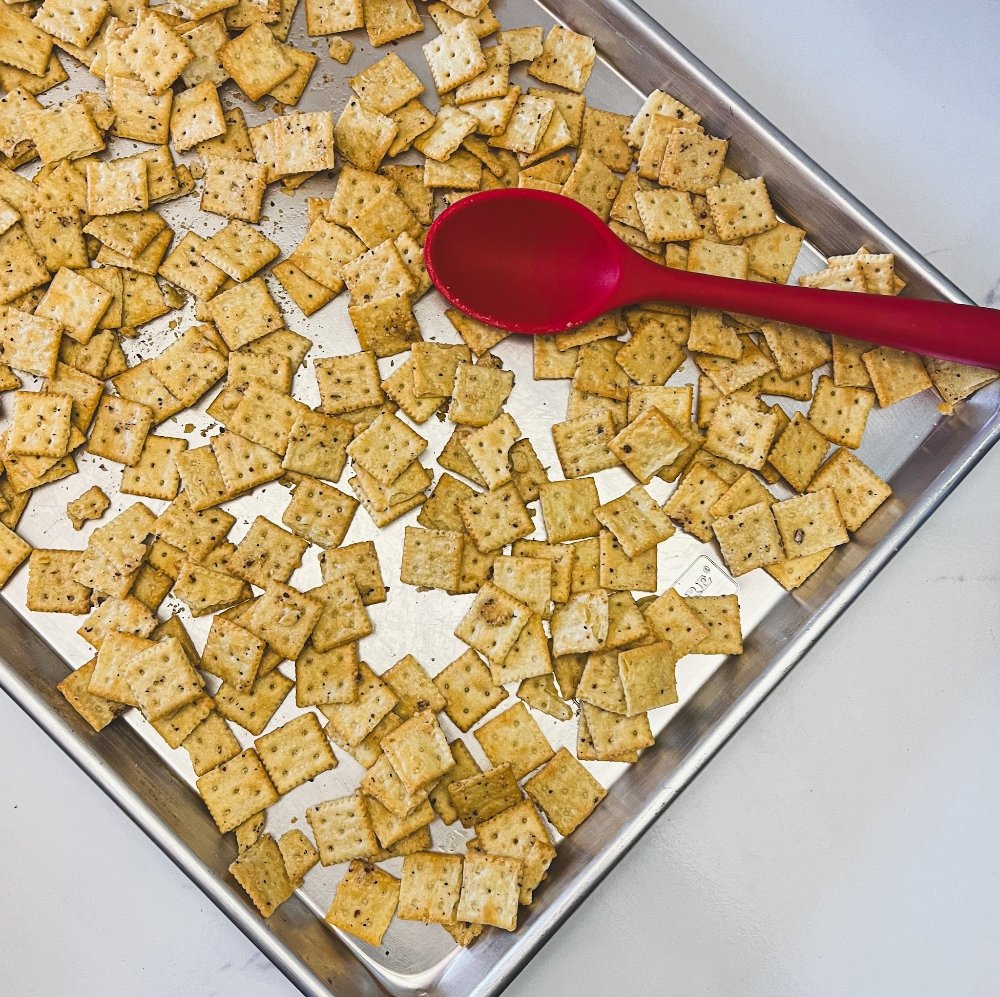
left=807, top=375, right=875, bottom=449
left=229, top=834, right=294, bottom=918
left=197, top=748, right=278, bottom=834
left=215, top=669, right=295, bottom=737
left=807, top=447, right=892, bottom=532
left=325, top=861, right=399, bottom=946
left=255, top=712, right=337, bottom=796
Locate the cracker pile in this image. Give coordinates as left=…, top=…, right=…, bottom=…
left=0, top=0, right=996, bottom=951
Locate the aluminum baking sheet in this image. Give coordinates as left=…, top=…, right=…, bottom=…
left=2, top=1, right=998, bottom=996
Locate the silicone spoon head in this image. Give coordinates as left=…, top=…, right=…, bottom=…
left=424, top=188, right=627, bottom=334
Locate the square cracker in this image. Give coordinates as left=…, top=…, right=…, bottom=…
left=170, top=79, right=226, bottom=153
left=282, top=477, right=358, bottom=549
left=767, top=412, right=829, bottom=493
left=634, top=188, right=702, bottom=242
left=202, top=221, right=280, bottom=282
left=663, top=466, right=729, bottom=541
left=539, top=478, right=600, bottom=543
left=492, top=555, right=551, bottom=616
left=807, top=447, right=892, bottom=532
left=772, top=487, right=849, bottom=559
left=550, top=590, right=610, bottom=656
left=712, top=500, right=784, bottom=577
left=86, top=395, right=154, bottom=467
left=744, top=222, right=806, bottom=283
left=230, top=515, right=308, bottom=589
left=398, top=851, right=463, bottom=924
left=365, top=792, right=435, bottom=849
left=705, top=397, right=780, bottom=471
left=207, top=278, right=285, bottom=351
left=523, top=746, right=606, bottom=835
left=609, top=408, right=688, bottom=485
left=229, top=834, right=294, bottom=918
left=296, top=643, right=359, bottom=708
left=219, top=23, right=295, bottom=102
left=709, top=470, right=774, bottom=519
left=121, top=435, right=187, bottom=502
left=474, top=702, right=554, bottom=780
left=35, top=268, right=112, bottom=344
left=433, top=648, right=508, bottom=733
left=460, top=412, right=519, bottom=489
left=455, top=43, right=511, bottom=105
left=0, top=7, right=53, bottom=77
left=641, top=589, right=709, bottom=657
left=125, top=636, right=204, bottom=722
left=124, top=12, right=195, bottom=97
left=363, top=0, right=423, bottom=47
left=862, top=346, right=932, bottom=407
left=528, top=25, right=596, bottom=93
left=201, top=157, right=267, bottom=223
left=448, top=362, right=514, bottom=427
left=347, top=411, right=426, bottom=487
left=320, top=662, right=397, bottom=747
left=807, top=375, right=875, bottom=449
left=381, top=709, right=454, bottom=795
left=448, top=763, right=522, bottom=827
left=458, top=481, right=534, bottom=553
left=8, top=392, right=72, bottom=458
left=580, top=701, right=653, bottom=759
left=706, top=176, right=778, bottom=241
left=423, top=20, right=487, bottom=94
left=325, top=861, right=399, bottom=947
left=27, top=548, right=90, bottom=616
left=474, top=799, right=556, bottom=904
left=686, top=595, right=743, bottom=655
left=215, top=670, right=295, bottom=737
left=618, top=640, right=680, bottom=717
left=759, top=321, right=831, bottom=380
left=305, top=0, right=363, bottom=34
left=159, top=232, right=228, bottom=300
left=659, top=129, right=728, bottom=193
left=383, top=655, right=446, bottom=720
left=595, top=485, right=675, bottom=557
left=315, top=351, right=385, bottom=414
left=58, top=659, right=125, bottom=733
left=320, top=540, right=387, bottom=606
left=307, top=792, right=379, bottom=867
left=245, top=582, right=323, bottom=661
left=400, top=527, right=464, bottom=592
left=334, top=97, right=396, bottom=173
left=201, top=616, right=265, bottom=691
left=454, top=581, right=531, bottom=664
left=273, top=260, right=336, bottom=316
left=456, top=851, right=521, bottom=931
left=230, top=379, right=307, bottom=456
left=552, top=411, right=620, bottom=478
left=561, top=150, right=621, bottom=221
left=255, top=712, right=337, bottom=795
left=197, top=748, right=278, bottom=834
left=350, top=52, right=424, bottom=115
left=182, top=712, right=241, bottom=777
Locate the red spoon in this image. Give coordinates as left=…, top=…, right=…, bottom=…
left=423, top=189, right=1000, bottom=369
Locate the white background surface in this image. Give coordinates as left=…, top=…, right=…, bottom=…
left=3, top=2, right=1000, bottom=995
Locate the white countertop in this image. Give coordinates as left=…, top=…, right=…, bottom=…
left=3, top=3, right=999, bottom=996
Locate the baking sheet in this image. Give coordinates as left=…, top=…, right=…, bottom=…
left=1, top=1, right=997, bottom=995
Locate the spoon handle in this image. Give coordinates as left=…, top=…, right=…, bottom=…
left=613, top=250, right=1000, bottom=369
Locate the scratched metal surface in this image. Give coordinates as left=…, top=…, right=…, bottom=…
left=1, top=0, right=997, bottom=995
